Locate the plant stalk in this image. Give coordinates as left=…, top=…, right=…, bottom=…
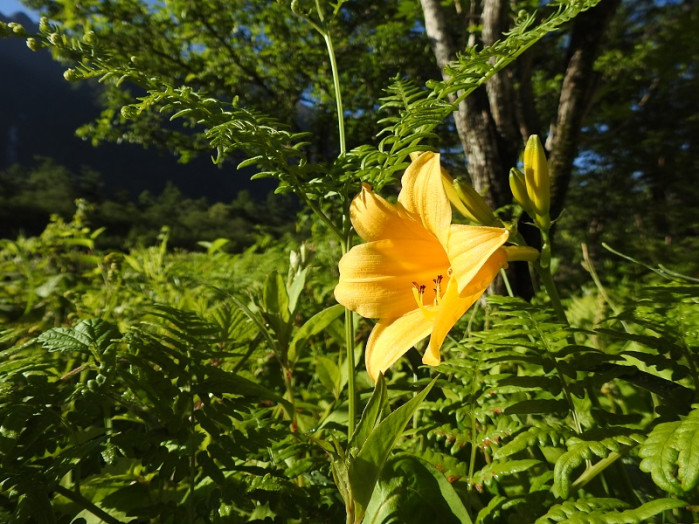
left=343, top=232, right=357, bottom=438
left=315, top=2, right=354, bottom=438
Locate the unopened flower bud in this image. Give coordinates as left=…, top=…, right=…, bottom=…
left=63, top=68, right=78, bottom=82
left=39, top=17, right=51, bottom=33
left=120, top=105, right=139, bottom=119
left=439, top=167, right=500, bottom=226
left=523, top=135, right=550, bottom=219
left=26, top=37, right=41, bottom=51
left=451, top=177, right=500, bottom=226
left=503, top=246, right=539, bottom=262
left=48, top=32, right=62, bottom=46
left=509, top=168, right=533, bottom=213
left=83, top=31, right=96, bottom=44
left=289, top=250, right=300, bottom=272
left=8, top=22, right=26, bottom=36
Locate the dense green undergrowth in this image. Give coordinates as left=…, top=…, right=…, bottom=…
left=0, top=208, right=696, bottom=522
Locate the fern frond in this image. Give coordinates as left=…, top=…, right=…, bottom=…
left=639, top=405, right=699, bottom=495
left=470, top=459, right=543, bottom=490
left=535, top=497, right=686, bottom=524
left=495, top=424, right=573, bottom=460
left=554, top=429, right=646, bottom=498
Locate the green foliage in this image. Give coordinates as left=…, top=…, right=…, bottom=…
left=0, top=161, right=296, bottom=250
left=2, top=0, right=698, bottom=522
left=639, top=406, right=699, bottom=496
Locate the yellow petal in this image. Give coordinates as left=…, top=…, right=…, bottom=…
left=446, top=225, right=509, bottom=294
left=423, top=249, right=506, bottom=365
left=397, top=152, right=451, bottom=246
left=334, top=238, right=449, bottom=319
left=349, top=183, right=431, bottom=243
left=365, top=310, right=433, bottom=382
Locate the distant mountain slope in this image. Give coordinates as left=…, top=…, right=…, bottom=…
left=0, top=11, right=269, bottom=201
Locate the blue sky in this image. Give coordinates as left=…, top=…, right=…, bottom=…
left=0, top=0, right=38, bottom=20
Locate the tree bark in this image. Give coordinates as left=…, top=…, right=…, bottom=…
left=420, top=0, right=620, bottom=297
left=420, top=0, right=518, bottom=209
left=546, top=0, right=620, bottom=219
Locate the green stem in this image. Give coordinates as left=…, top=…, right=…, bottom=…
left=314, top=0, right=345, bottom=156
left=314, top=1, right=353, bottom=437
left=570, top=451, right=623, bottom=493
left=323, top=32, right=346, bottom=156
left=293, top=185, right=343, bottom=240
left=499, top=268, right=514, bottom=298
left=536, top=262, right=567, bottom=324
left=343, top=231, right=356, bottom=438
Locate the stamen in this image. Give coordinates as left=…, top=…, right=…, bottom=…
left=433, top=274, right=443, bottom=306
left=411, top=280, right=436, bottom=321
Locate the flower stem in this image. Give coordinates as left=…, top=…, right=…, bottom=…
left=315, top=0, right=354, bottom=437
left=499, top=268, right=514, bottom=298
left=315, top=0, right=346, bottom=156
left=537, top=264, right=567, bottom=323
left=534, top=229, right=566, bottom=323
left=343, top=231, right=357, bottom=438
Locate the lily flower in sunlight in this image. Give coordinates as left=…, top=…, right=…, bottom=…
left=334, top=152, right=509, bottom=381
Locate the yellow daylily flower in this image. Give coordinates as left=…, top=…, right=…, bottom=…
left=334, top=152, right=509, bottom=381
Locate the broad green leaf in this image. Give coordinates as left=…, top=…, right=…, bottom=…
left=349, top=374, right=387, bottom=451
left=316, top=355, right=342, bottom=399
left=262, top=271, right=291, bottom=348
left=349, top=377, right=437, bottom=523
left=37, top=319, right=119, bottom=359
left=288, top=304, right=344, bottom=362
left=363, top=454, right=472, bottom=524
left=197, top=238, right=230, bottom=255
left=263, top=271, right=290, bottom=324
left=287, top=266, right=308, bottom=314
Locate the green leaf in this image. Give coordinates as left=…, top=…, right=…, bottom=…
left=262, top=271, right=291, bottom=348
left=470, top=459, right=542, bottom=488
left=287, top=266, right=308, bottom=314
left=504, top=398, right=569, bottom=415
left=554, top=430, right=645, bottom=498
left=196, top=238, right=230, bottom=255
left=263, top=271, right=290, bottom=324
left=316, top=355, right=342, bottom=399
left=198, top=367, right=295, bottom=420
left=639, top=406, right=699, bottom=494
left=535, top=497, right=687, bottom=524
left=350, top=374, right=387, bottom=451
left=363, top=454, right=472, bottom=524
left=288, top=303, right=344, bottom=362
left=37, top=319, right=119, bottom=359
left=495, top=424, right=571, bottom=459
left=349, top=377, right=437, bottom=523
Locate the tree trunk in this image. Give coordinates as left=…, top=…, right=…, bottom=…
left=546, top=0, right=620, bottom=219
left=420, top=0, right=620, bottom=297
left=420, top=0, right=516, bottom=209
